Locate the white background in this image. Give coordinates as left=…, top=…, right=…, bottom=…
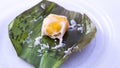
left=0, top=0, right=120, bottom=68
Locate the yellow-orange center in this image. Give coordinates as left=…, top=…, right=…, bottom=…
left=46, top=22, right=62, bottom=35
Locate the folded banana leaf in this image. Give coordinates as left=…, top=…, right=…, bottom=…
left=8, top=0, right=97, bottom=68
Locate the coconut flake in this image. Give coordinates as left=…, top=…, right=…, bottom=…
left=77, top=27, right=83, bottom=31
left=37, top=54, right=42, bottom=56
left=54, top=37, right=65, bottom=49
left=64, top=48, right=72, bottom=54
left=54, top=43, right=65, bottom=49
left=73, top=46, right=79, bottom=49
left=69, top=19, right=77, bottom=29
left=77, top=27, right=83, bottom=33
left=30, top=18, right=37, bottom=23
left=34, top=36, right=42, bottom=45
left=63, top=47, right=73, bottom=58
left=29, top=31, right=33, bottom=34
left=70, top=19, right=77, bottom=26
left=41, top=43, right=49, bottom=49
left=77, top=24, right=81, bottom=27
left=28, top=45, right=33, bottom=48
left=54, top=39, right=57, bottom=42
left=40, top=3, right=46, bottom=9
left=37, top=49, right=42, bottom=53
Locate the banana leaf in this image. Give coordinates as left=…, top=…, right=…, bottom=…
left=8, top=0, right=97, bottom=68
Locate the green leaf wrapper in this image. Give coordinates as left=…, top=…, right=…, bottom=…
left=8, top=1, right=97, bottom=68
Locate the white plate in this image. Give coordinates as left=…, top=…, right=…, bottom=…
left=0, top=0, right=119, bottom=68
